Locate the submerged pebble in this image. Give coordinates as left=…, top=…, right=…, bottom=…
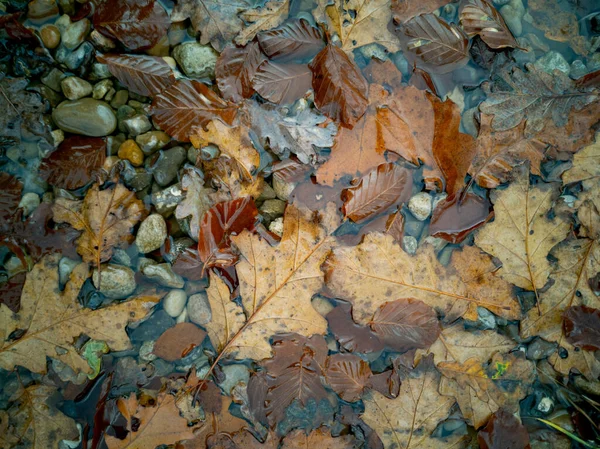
left=187, top=292, right=212, bottom=326
left=92, top=264, right=136, bottom=299
left=52, top=98, right=117, bottom=137
left=163, top=289, right=188, bottom=318
left=135, top=214, right=167, bottom=254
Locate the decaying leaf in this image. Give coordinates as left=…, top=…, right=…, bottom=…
left=0, top=255, right=158, bottom=374
left=281, top=426, right=358, bottom=448
left=562, top=135, right=600, bottom=186
left=459, top=0, right=518, bottom=49
left=391, top=0, right=448, bottom=23
left=257, top=18, right=324, bottom=62
left=527, top=0, right=587, bottom=54
left=478, top=408, right=531, bottom=449
left=430, top=193, right=492, bottom=244
left=252, top=61, right=312, bottom=105
left=0, top=173, right=23, bottom=226
left=52, top=182, right=145, bottom=266
left=325, top=302, right=385, bottom=354
left=236, top=0, right=289, bottom=46
left=153, top=323, right=207, bottom=362
left=325, top=353, right=372, bottom=402
left=205, top=273, right=245, bottom=352
left=216, top=42, right=267, bottom=103
left=563, top=305, right=600, bottom=351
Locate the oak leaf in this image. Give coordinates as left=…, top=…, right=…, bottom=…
left=252, top=61, right=312, bottom=105
left=257, top=18, right=324, bottom=62
left=205, top=273, right=245, bottom=352
left=236, top=0, right=290, bottom=46
left=52, top=182, right=145, bottom=266
left=325, top=353, right=372, bottom=402
left=215, top=42, right=266, bottom=103
left=459, top=0, right=518, bottom=49
left=0, top=255, right=158, bottom=374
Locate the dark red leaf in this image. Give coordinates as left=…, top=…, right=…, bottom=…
left=385, top=211, right=404, bottom=243
left=325, top=353, right=372, bottom=402
left=153, top=323, right=207, bottom=362
left=0, top=173, right=23, bottom=228
left=367, top=366, right=401, bottom=399
left=0, top=272, right=26, bottom=313
left=215, top=42, right=266, bottom=103
left=326, top=302, right=384, bottom=354
left=478, top=408, right=531, bottom=449
left=247, top=371, right=269, bottom=425
left=430, top=193, right=493, bottom=243
left=257, top=18, right=324, bottom=62
left=563, top=305, right=600, bottom=351
left=172, top=247, right=204, bottom=281
left=39, top=136, right=106, bottom=190
left=252, top=61, right=312, bottom=105
left=0, top=13, right=38, bottom=42
left=93, top=0, right=169, bottom=51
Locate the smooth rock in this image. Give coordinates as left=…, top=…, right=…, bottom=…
left=58, top=257, right=79, bottom=286
left=187, top=292, right=211, bottom=326
left=89, top=28, right=116, bottom=51
left=142, top=263, right=185, bottom=288
left=402, top=236, right=418, bottom=255
left=41, top=68, right=65, bottom=92
left=92, top=79, right=113, bottom=100
left=534, top=51, right=570, bottom=75
left=151, top=183, right=184, bottom=214
left=408, top=192, right=433, bottom=221
left=92, top=264, right=136, bottom=299
left=129, top=310, right=175, bottom=342
left=526, top=338, right=557, bottom=360
left=41, top=24, right=61, bottom=49
left=476, top=307, right=497, bottom=330
left=152, top=146, right=187, bottom=187
left=163, top=289, right=187, bottom=317
left=200, top=144, right=220, bottom=160
left=260, top=199, right=286, bottom=222
left=123, top=114, right=152, bottom=137
left=121, top=162, right=153, bottom=192
left=118, top=139, right=144, bottom=166
left=139, top=340, right=157, bottom=362
left=173, top=42, right=219, bottom=78
left=136, top=131, right=171, bottom=155
left=176, top=308, right=188, bottom=324
left=28, top=0, right=59, bottom=21
left=51, top=129, right=65, bottom=148
left=269, top=217, right=284, bottom=237
left=110, top=89, right=129, bottom=109
left=65, top=41, right=94, bottom=71
left=135, top=214, right=167, bottom=253
left=61, top=76, right=92, bottom=100
left=258, top=182, right=277, bottom=202
left=18, top=192, right=40, bottom=216
left=61, top=18, right=90, bottom=49
left=273, top=174, right=296, bottom=201
left=537, top=397, right=554, bottom=414
left=91, top=62, right=112, bottom=80
left=53, top=98, right=117, bottom=137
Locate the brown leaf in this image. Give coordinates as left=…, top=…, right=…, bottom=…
left=257, top=18, right=324, bottom=62
left=39, top=136, right=106, bottom=190
left=0, top=272, right=26, bottom=313
left=397, top=13, right=470, bottom=74
left=281, top=427, right=357, bottom=448
left=93, top=0, right=169, bottom=51
left=384, top=211, right=404, bottom=243
left=52, top=182, right=146, bottom=266
left=309, top=43, right=369, bottom=127
left=153, top=323, right=207, bottom=362
left=391, top=0, right=448, bottom=23
left=151, top=80, right=238, bottom=142
left=205, top=273, right=245, bottom=352
left=0, top=172, right=22, bottom=226
left=542, top=101, right=600, bottom=156
left=563, top=305, right=600, bottom=351
left=325, top=302, right=385, bottom=353
left=478, top=408, right=531, bottom=449
left=430, top=193, right=493, bottom=244
left=172, top=247, right=204, bottom=281
left=342, top=163, right=413, bottom=223
left=235, top=0, right=290, bottom=46
left=369, top=298, right=440, bottom=352
left=528, top=0, right=587, bottom=54
left=252, top=61, right=312, bottom=105
left=216, top=42, right=267, bottom=103
left=367, top=365, right=401, bottom=399
left=459, top=0, right=518, bottom=49
left=96, top=54, right=176, bottom=97
left=325, top=353, right=372, bottom=402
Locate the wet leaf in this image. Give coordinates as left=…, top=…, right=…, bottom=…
left=257, top=18, right=324, bottom=62
left=367, top=366, right=401, bottom=399
left=325, top=353, right=372, bottom=402
left=397, top=13, right=470, bottom=74
left=205, top=273, right=245, bottom=352
left=153, top=323, right=207, bottom=362
left=252, top=61, right=312, bottom=105
left=52, top=182, right=146, bottom=266
left=309, top=43, right=369, bottom=127
left=0, top=172, right=22, bottom=225
left=172, top=247, right=204, bottom=281
left=0, top=255, right=158, bottom=374
left=198, top=196, right=258, bottom=269
left=342, top=163, right=413, bottom=223
left=562, top=135, right=600, bottom=185
left=96, top=54, right=176, bottom=97
left=0, top=272, right=26, bottom=313
left=528, top=0, right=587, bottom=54
left=236, top=0, right=290, bottom=46
left=151, top=80, right=239, bottom=142
left=216, top=42, right=267, bottom=103
left=281, top=426, right=357, bottom=448
left=479, top=63, right=599, bottom=137
left=39, top=136, right=106, bottom=190
left=563, top=305, right=600, bottom=351
left=391, top=0, right=448, bottom=23
left=369, top=298, right=440, bottom=352
left=430, top=193, right=492, bottom=244
left=478, top=408, right=531, bottom=449
left=325, top=302, right=385, bottom=353
left=459, top=0, right=518, bottom=49
left=93, top=0, right=169, bottom=51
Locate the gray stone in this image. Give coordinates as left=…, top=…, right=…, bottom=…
left=142, top=263, right=185, bottom=288
left=152, top=146, right=187, bottom=186
left=61, top=18, right=90, bottom=49
left=499, top=4, right=523, bottom=36
left=18, top=192, right=40, bottom=216
left=357, top=43, right=388, bottom=61
left=91, top=62, right=112, bottom=80
left=65, top=42, right=94, bottom=70
left=58, top=257, right=79, bottom=286
left=123, top=114, right=152, bottom=137
left=526, top=338, right=557, bottom=360
left=173, top=42, right=219, bottom=78
left=163, top=289, right=187, bottom=317
left=200, top=144, right=220, bottom=160
left=269, top=217, right=284, bottom=237
left=122, top=164, right=153, bottom=192
left=258, top=182, right=277, bottom=202
left=129, top=310, right=175, bottom=342
left=111, top=248, right=132, bottom=267
left=260, top=199, right=286, bottom=222
left=41, top=68, right=65, bottom=92
left=403, top=215, right=425, bottom=238
left=402, top=236, right=418, bottom=255
left=92, top=264, right=136, bottom=299
left=136, top=214, right=167, bottom=253
left=92, top=79, right=113, bottom=100
left=110, top=89, right=129, bottom=109
left=151, top=183, right=185, bottom=214
left=219, top=364, right=250, bottom=395
left=534, top=51, right=570, bottom=75
left=476, top=307, right=497, bottom=330
left=117, top=105, right=136, bottom=133
left=139, top=340, right=157, bottom=362
left=570, top=60, right=588, bottom=79
left=136, top=131, right=171, bottom=155
left=273, top=174, right=296, bottom=201
left=187, top=291, right=212, bottom=326
left=408, top=192, right=432, bottom=221
left=104, top=88, right=116, bottom=102
left=536, top=397, right=554, bottom=414
left=52, top=98, right=117, bottom=137
left=61, top=76, right=92, bottom=100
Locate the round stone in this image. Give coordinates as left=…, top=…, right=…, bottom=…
left=408, top=192, right=433, bottom=221
left=52, top=98, right=117, bottom=137
left=163, top=289, right=188, bottom=317
left=40, top=24, right=60, bottom=49
left=28, top=0, right=59, bottom=22
left=61, top=18, right=91, bottom=50
left=173, top=42, right=219, bottom=78
left=135, top=213, right=167, bottom=253
left=92, top=264, right=136, bottom=299
left=118, top=139, right=144, bottom=167
left=61, top=76, right=93, bottom=100
left=187, top=292, right=212, bottom=326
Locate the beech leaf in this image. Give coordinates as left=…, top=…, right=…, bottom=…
left=429, top=193, right=492, bottom=244
left=216, top=42, right=266, bottom=103
left=325, top=353, right=373, bottom=402
left=325, top=302, right=385, bottom=353
left=391, top=0, right=448, bottom=23
left=252, top=61, right=312, bottom=105
left=257, top=18, right=324, bottom=62
left=459, top=0, right=519, bottom=49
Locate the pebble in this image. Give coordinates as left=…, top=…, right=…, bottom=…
left=118, top=139, right=144, bottom=166
left=408, top=192, right=433, bottom=221
left=135, top=213, right=167, bottom=253
left=176, top=308, right=188, bottom=324
left=51, top=129, right=65, bottom=148
left=136, top=131, right=171, bottom=155
left=151, top=184, right=184, bottom=214
left=41, top=68, right=65, bottom=92
left=269, top=217, right=284, bottom=237
left=258, top=182, right=277, bottom=202
left=534, top=51, right=570, bottom=75
left=65, top=42, right=94, bottom=70
left=476, top=307, right=497, bottom=330
left=53, top=98, right=117, bottom=137
left=61, top=18, right=90, bottom=49
left=40, top=24, right=61, bottom=49
left=121, top=163, right=153, bottom=191
left=139, top=340, right=157, bottom=362
left=152, top=147, right=187, bottom=187
left=61, top=76, right=92, bottom=100
left=187, top=292, right=212, bottom=326
left=129, top=310, right=175, bottom=342
left=92, top=264, right=136, bottom=299
left=403, top=216, right=425, bottom=238
left=187, top=146, right=201, bottom=164
left=28, top=0, right=59, bottom=22
left=260, top=199, right=286, bottom=222
left=173, top=42, right=219, bottom=78
left=200, top=144, right=220, bottom=161
left=142, top=263, right=185, bottom=288
left=537, top=397, right=554, bottom=414
left=18, top=192, right=40, bottom=216
left=110, top=90, right=129, bottom=109
left=92, top=79, right=113, bottom=100
left=402, top=236, right=418, bottom=255
left=123, top=114, right=152, bottom=137
left=89, top=29, right=116, bottom=52
left=526, top=338, right=557, bottom=360
left=91, top=62, right=112, bottom=80
left=163, top=289, right=188, bottom=318
left=273, top=174, right=296, bottom=201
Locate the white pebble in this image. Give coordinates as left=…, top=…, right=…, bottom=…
left=163, top=289, right=187, bottom=317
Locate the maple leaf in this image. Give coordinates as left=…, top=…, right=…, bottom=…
left=205, top=272, right=245, bottom=352
left=52, top=182, right=146, bottom=266
left=438, top=353, right=535, bottom=428
left=312, top=0, right=400, bottom=53
left=236, top=0, right=290, bottom=46
left=475, top=166, right=570, bottom=309
left=362, top=355, right=467, bottom=449
left=324, top=235, right=521, bottom=325
left=459, top=0, right=519, bottom=49
left=0, top=255, right=158, bottom=374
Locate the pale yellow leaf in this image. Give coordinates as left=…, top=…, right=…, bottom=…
left=205, top=272, right=245, bottom=352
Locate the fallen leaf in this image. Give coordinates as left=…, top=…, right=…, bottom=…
left=205, top=157, right=266, bottom=200
left=367, top=365, right=401, bottom=399
left=384, top=210, right=404, bottom=243
left=173, top=247, right=205, bottom=281
left=0, top=172, right=22, bottom=225
left=281, top=426, right=357, bottom=448
left=341, top=163, right=413, bottom=223
left=475, top=166, right=570, bottom=305
left=52, top=182, right=146, bottom=266
left=153, top=323, right=207, bottom=361
left=527, top=0, right=587, bottom=54
left=105, top=392, right=196, bottom=449
left=93, top=0, right=169, bottom=51
left=391, top=0, right=448, bottom=23
left=252, top=61, right=312, bottom=105
left=478, top=408, right=531, bottom=449
left=216, top=42, right=267, bottom=103
left=438, top=353, right=535, bottom=428
left=39, top=136, right=106, bottom=190
left=170, top=0, right=251, bottom=52
left=325, top=234, right=521, bottom=325
left=479, top=63, right=599, bottom=137
left=0, top=272, right=26, bottom=313
left=151, top=80, right=238, bottom=142
left=0, top=255, right=158, bottom=374
left=397, top=13, right=470, bottom=74
left=312, top=0, right=400, bottom=53
left=563, top=305, right=600, bottom=351
left=236, top=0, right=290, bottom=46
left=325, top=353, right=372, bottom=402
left=309, top=43, right=369, bottom=127
left=459, top=0, right=518, bottom=49
left=562, top=135, right=600, bottom=185
left=362, top=355, right=465, bottom=449
left=205, top=273, right=245, bottom=352
left=96, top=54, right=176, bottom=97
left=257, top=18, right=324, bottom=62
left=325, top=302, right=385, bottom=353
left=429, top=193, right=492, bottom=244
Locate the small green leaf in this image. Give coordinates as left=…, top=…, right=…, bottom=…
left=82, top=340, right=109, bottom=379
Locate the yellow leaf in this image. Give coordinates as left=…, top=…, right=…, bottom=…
left=205, top=272, right=245, bottom=352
